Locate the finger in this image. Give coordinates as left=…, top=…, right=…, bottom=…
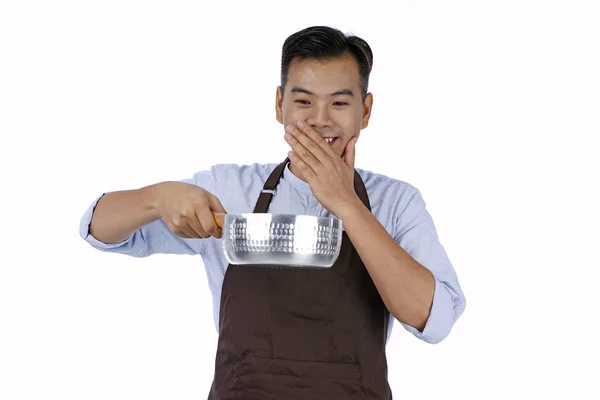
left=206, top=193, right=227, bottom=237
left=288, top=151, right=317, bottom=181
left=186, top=214, right=210, bottom=239
left=196, top=206, right=222, bottom=239
left=177, top=231, right=193, bottom=239
left=343, top=137, right=357, bottom=168
left=285, top=127, right=320, bottom=174
left=286, top=124, right=330, bottom=163
left=168, top=218, right=198, bottom=239
left=291, top=127, right=331, bottom=167
left=295, top=120, right=337, bottom=158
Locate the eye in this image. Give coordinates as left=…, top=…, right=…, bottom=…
left=333, top=101, right=349, bottom=106
left=294, top=100, right=311, bottom=105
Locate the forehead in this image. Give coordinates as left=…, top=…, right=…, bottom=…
left=286, top=56, right=361, bottom=94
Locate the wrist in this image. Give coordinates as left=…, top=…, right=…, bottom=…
left=334, top=194, right=364, bottom=221
left=143, top=182, right=164, bottom=220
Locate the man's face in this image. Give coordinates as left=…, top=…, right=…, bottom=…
left=276, top=55, right=373, bottom=158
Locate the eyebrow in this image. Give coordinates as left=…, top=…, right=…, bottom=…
left=290, top=86, right=355, bottom=97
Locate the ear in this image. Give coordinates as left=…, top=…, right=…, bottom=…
left=275, top=86, right=284, bottom=124
left=361, top=92, right=373, bottom=129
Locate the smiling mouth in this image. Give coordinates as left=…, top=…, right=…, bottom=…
left=324, top=137, right=338, bottom=145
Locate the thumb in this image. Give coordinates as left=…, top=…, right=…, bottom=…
left=206, top=193, right=227, bottom=231
left=207, top=192, right=227, bottom=214
left=343, top=137, right=357, bottom=168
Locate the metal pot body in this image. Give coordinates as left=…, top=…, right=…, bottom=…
left=222, top=213, right=343, bottom=268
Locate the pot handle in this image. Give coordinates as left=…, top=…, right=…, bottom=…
left=212, top=212, right=226, bottom=229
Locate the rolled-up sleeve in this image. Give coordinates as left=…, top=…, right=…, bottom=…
left=394, top=189, right=466, bottom=344
left=79, top=168, right=219, bottom=257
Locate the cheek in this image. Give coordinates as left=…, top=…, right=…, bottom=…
left=338, top=115, right=361, bottom=134
left=283, top=109, right=312, bottom=125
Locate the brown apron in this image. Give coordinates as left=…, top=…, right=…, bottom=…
left=208, top=158, right=392, bottom=399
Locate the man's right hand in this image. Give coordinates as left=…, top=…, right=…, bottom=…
left=153, top=181, right=227, bottom=239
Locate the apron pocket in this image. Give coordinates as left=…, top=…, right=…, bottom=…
left=234, top=355, right=363, bottom=399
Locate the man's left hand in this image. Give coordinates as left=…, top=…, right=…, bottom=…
left=284, top=120, right=361, bottom=218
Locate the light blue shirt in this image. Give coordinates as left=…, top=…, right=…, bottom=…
left=80, top=162, right=466, bottom=344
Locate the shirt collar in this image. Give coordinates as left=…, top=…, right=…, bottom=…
left=281, top=161, right=312, bottom=195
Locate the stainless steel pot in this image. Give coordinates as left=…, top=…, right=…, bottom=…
left=214, top=212, right=343, bottom=268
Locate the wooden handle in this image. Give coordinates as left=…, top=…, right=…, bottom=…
left=212, top=212, right=226, bottom=229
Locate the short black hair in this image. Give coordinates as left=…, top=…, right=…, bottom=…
left=280, top=26, right=373, bottom=102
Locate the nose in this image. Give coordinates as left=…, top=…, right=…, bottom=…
left=307, top=104, right=332, bottom=129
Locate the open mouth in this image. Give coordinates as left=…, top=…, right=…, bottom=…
left=324, top=137, right=338, bottom=145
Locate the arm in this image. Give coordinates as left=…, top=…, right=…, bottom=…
left=80, top=168, right=225, bottom=257
left=89, top=184, right=161, bottom=244
left=282, top=120, right=465, bottom=343
left=338, top=189, right=466, bottom=344
left=339, top=198, right=434, bottom=331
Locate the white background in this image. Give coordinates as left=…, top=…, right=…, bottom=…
left=1, top=0, right=599, bottom=399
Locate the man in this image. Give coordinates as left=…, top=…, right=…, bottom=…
left=80, top=26, right=466, bottom=399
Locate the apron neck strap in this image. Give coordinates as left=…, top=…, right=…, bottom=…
left=253, top=158, right=372, bottom=213
left=252, top=158, right=289, bottom=213
left=353, top=169, right=371, bottom=212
